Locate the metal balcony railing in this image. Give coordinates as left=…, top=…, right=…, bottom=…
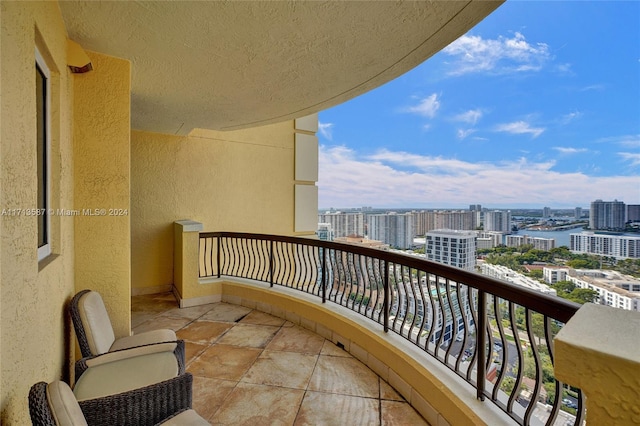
left=199, top=232, right=584, bottom=426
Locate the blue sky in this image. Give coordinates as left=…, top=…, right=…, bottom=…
left=318, top=1, right=639, bottom=210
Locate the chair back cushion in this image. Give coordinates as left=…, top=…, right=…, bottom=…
left=47, top=381, right=88, bottom=426
left=78, top=291, right=116, bottom=355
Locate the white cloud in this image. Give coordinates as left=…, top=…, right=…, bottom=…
left=318, top=145, right=639, bottom=208
left=442, top=32, right=551, bottom=76
left=579, top=84, right=605, bottom=92
left=619, top=152, right=640, bottom=167
left=403, top=94, right=440, bottom=118
left=553, top=147, right=588, bottom=154
left=457, top=128, right=477, bottom=140
left=453, top=109, right=483, bottom=125
left=560, top=111, right=583, bottom=124
left=495, top=121, right=545, bottom=138
left=598, top=134, right=640, bottom=148
left=318, top=122, right=334, bottom=140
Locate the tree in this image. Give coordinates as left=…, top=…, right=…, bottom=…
left=500, top=376, right=516, bottom=395
left=567, top=288, right=598, bottom=304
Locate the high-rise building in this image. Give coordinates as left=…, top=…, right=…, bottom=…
left=575, top=207, right=583, bottom=221
left=425, top=229, right=477, bottom=271
left=589, top=199, right=626, bottom=230
left=570, top=231, right=640, bottom=259
left=543, top=207, right=551, bottom=218
left=317, top=212, right=364, bottom=237
left=412, top=210, right=477, bottom=236
left=469, top=204, right=482, bottom=212
left=627, top=205, right=640, bottom=223
left=484, top=210, right=512, bottom=234
left=412, top=210, right=434, bottom=237
left=433, top=210, right=477, bottom=231
left=367, top=212, right=414, bottom=249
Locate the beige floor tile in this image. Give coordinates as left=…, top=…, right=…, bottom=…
left=131, top=312, right=158, bottom=329
left=192, top=376, right=237, bottom=421
left=266, top=325, right=325, bottom=354
left=132, top=314, right=192, bottom=334
left=380, top=379, right=404, bottom=401
left=381, top=400, right=430, bottom=425
left=177, top=320, right=232, bottom=344
left=184, top=341, right=209, bottom=365
left=241, top=350, right=318, bottom=389
left=294, top=391, right=379, bottom=426
left=239, top=310, right=286, bottom=326
left=320, top=340, right=352, bottom=358
left=210, top=382, right=304, bottom=426
left=131, top=294, right=427, bottom=426
left=188, top=344, right=261, bottom=381
left=131, top=293, right=177, bottom=314
left=308, top=355, right=379, bottom=398
left=200, top=303, right=252, bottom=322
left=162, top=303, right=216, bottom=320
left=216, top=324, right=279, bottom=348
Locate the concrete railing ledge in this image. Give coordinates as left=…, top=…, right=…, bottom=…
left=554, top=303, right=640, bottom=425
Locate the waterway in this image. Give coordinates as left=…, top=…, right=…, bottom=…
left=511, top=228, right=584, bottom=248
left=512, top=228, right=640, bottom=248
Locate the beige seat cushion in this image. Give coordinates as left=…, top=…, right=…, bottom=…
left=78, top=291, right=116, bottom=355
left=161, top=409, right=210, bottom=425
left=73, top=352, right=178, bottom=402
left=47, top=381, right=88, bottom=426
left=110, top=329, right=177, bottom=352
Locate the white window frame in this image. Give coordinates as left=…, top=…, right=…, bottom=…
left=36, top=47, right=51, bottom=261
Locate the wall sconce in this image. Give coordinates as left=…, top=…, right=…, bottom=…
left=67, top=40, right=93, bottom=73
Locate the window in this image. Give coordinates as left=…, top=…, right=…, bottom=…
left=36, top=48, right=51, bottom=260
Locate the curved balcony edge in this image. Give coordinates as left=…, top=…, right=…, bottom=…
left=184, top=276, right=515, bottom=426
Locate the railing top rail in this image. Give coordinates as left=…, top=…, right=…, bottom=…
left=200, top=231, right=580, bottom=323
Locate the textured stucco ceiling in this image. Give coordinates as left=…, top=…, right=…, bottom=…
left=59, top=1, right=502, bottom=135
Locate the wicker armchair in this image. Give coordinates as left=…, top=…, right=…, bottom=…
left=29, top=373, right=210, bottom=426
left=72, top=340, right=186, bottom=402
left=70, top=290, right=177, bottom=358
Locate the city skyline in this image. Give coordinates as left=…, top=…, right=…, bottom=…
left=317, top=1, right=639, bottom=210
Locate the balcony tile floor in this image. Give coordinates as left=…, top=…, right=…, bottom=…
left=132, top=292, right=430, bottom=425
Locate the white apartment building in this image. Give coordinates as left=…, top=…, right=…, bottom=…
left=543, top=267, right=640, bottom=311
left=570, top=231, right=640, bottom=259
left=477, top=231, right=504, bottom=248
left=484, top=210, right=512, bottom=234
left=481, top=263, right=556, bottom=295
left=316, top=223, right=334, bottom=241
left=318, top=212, right=364, bottom=238
left=506, top=234, right=556, bottom=251
left=368, top=212, right=414, bottom=249
left=425, top=229, right=477, bottom=271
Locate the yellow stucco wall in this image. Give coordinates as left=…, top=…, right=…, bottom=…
left=0, top=2, right=75, bottom=423
left=131, top=124, right=297, bottom=293
left=73, top=51, right=131, bottom=338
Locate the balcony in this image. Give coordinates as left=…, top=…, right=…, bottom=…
left=133, top=292, right=429, bottom=425
left=168, top=223, right=640, bottom=425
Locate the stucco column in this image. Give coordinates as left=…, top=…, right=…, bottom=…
left=173, top=220, right=203, bottom=303
left=554, top=303, right=640, bottom=425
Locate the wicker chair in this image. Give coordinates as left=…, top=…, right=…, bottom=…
left=70, top=289, right=177, bottom=358
left=72, top=340, right=186, bottom=402
left=29, top=373, right=209, bottom=426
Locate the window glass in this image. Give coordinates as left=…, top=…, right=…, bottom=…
left=36, top=48, right=50, bottom=260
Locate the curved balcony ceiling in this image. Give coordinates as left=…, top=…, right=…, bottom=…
left=60, top=1, right=502, bottom=135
